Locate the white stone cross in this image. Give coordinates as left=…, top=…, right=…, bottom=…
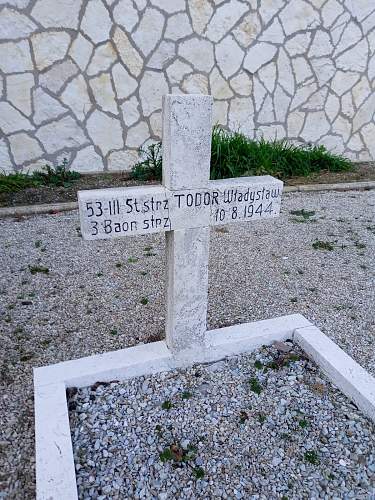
left=78, top=95, right=283, bottom=359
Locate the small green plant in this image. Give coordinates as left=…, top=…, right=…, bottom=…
left=181, top=391, right=193, bottom=400
left=131, top=142, right=162, bottom=181
left=159, top=443, right=203, bottom=479
left=290, top=297, right=298, bottom=303
left=0, top=170, right=39, bottom=193
left=20, top=352, right=34, bottom=362
left=304, top=450, right=319, bottom=465
left=96, top=272, right=103, bottom=277
left=161, top=400, right=172, bottom=410
left=140, top=271, right=148, bottom=276
left=128, top=257, right=138, bottom=263
left=29, top=265, right=49, bottom=275
left=354, top=241, right=366, bottom=249
left=254, top=360, right=263, bottom=369
left=289, top=354, right=300, bottom=362
left=193, top=467, right=205, bottom=479
left=35, top=240, right=42, bottom=248
left=312, top=240, right=334, bottom=251
left=249, top=377, right=262, bottom=395
left=299, top=419, right=309, bottom=429
left=109, top=329, right=118, bottom=336
left=239, top=410, right=249, bottom=423
left=290, top=209, right=316, bottom=219
left=159, top=447, right=174, bottom=462
left=140, top=297, right=149, bottom=305
left=258, top=413, right=266, bottom=423
left=144, top=246, right=153, bottom=252
left=210, top=127, right=351, bottom=180
left=130, top=129, right=351, bottom=182
left=32, top=158, right=81, bottom=187
left=115, top=262, right=122, bottom=268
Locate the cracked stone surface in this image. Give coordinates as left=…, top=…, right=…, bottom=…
left=0, top=0, right=374, bottom=172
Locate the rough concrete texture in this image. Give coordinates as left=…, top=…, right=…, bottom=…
left=0, top=0, right=375, bottom=172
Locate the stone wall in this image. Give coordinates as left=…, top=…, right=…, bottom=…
left=0, top=0, right=374, bottom=173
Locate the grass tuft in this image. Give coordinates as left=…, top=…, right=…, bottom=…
left=131, top=127, right=352, bottom=182
left=0, top=158, right=80, bottom=193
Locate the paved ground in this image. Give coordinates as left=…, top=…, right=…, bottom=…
left=0, top=189, right=374, bottom=498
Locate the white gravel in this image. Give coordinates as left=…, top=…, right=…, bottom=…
left=0, top=189, right=374, bottom=498
left=69, top=343, right=375, bottom=499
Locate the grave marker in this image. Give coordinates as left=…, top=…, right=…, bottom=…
left=78, top=95, right=283, bottom=358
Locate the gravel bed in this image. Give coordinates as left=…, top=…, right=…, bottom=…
left=0, top=189, right=374, bottom=498
left=69, top=343, right=375, bottom=499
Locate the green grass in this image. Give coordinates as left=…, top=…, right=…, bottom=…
left=131, top=127, right=352, bottom=182
left=29, top=265, right=49, bottom=275
left=249, top=377, right=263, bottom=395
left=0, top=159, right=81, bottom=193
left=312, top=240, right=335, bottom=251
left=161, top=400, right=172, bottom=410
left=304, top=450, right=319, bottom=465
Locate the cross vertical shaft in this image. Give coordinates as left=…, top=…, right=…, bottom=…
left=162, top=94, right=213, bottom=357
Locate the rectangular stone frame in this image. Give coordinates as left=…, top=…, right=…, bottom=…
left=34, top=314, right=375, bottom=499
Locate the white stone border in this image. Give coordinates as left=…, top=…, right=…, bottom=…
left=34, top=314, right=375, bottom=499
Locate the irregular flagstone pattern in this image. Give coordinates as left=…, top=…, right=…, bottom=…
left=0, top=0, right=374, bottom=172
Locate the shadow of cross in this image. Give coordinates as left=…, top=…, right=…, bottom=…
left=78, top=95, right=283, bottom=360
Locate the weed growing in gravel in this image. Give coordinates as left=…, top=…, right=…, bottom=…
left=299, top=419, right=309, bottom=429
left=290, top=297, right=298, bottom=303
left=239, top=410, right=249, bottom=423
left=140, top=297, right=149, bottom=305
left=140, top=271, right=148, bottom=276
left=258, top=413, right=266, bottom=423
left=267, top=352, right=301, bottom=370
left=161, top=400, right=173, bottom=410
left=128, top=257, right=138, bottom=263
left=215, top=226, right=230, bottom=234
left=249, top=377, right=262, bottom=395
left=115, top=262, right=122, bottom=268
left=181, top=391, right=193, bottom=400
left=29, top=265, right=49, bottom=275
left=304, top=450, right=319, bottom=465
left=254, top=360, right=263, bottom=369
left=109, top=329, right=118, bottom=336
left=20, top=352, right=34, bottom=362
left=354, top=241, right=366, bottom=249
left=159, top=443, right=204, bottom=479
left=193, top=467, right=205, bottom=479
left=35, top=240, right=42, bottom=248
left=312, top=240, right=334, bottom=251
left=290, top=209, right=316, bottom=220
left=289, top=354, right=300, bottom=362
left=144, top=246, right=153, bottom=252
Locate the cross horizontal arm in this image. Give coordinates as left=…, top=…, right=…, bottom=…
left=78, top=175, right=283, bottom=241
